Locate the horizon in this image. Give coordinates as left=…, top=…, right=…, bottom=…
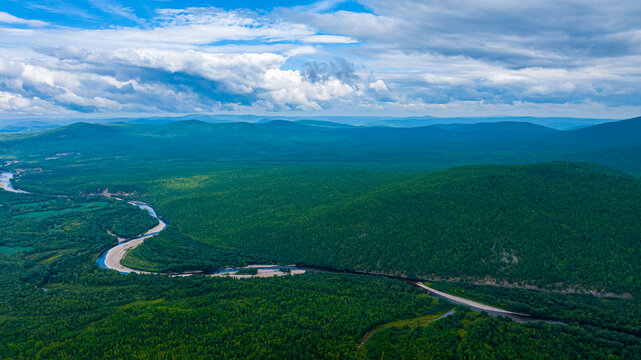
left=0, top=113, right=636, bottom=132
left=1, top=1, right=641, bottom=122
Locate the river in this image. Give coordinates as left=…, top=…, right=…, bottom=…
left=0, top=172, right=29, bottom=193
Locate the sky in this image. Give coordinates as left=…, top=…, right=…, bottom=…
left=0, top=0, right=640, bottom=120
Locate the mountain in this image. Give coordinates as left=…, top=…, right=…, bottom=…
left=294, top=120, right=356, bottom=128
left=565, top=116, right=641, bottom=145
left=0, top=114, right=622, bottom=131
left=0, top=120, right=63, bottom=133
left=440, top=121, right=558, bottom=134
left=2, top=116, right=640, bottom=175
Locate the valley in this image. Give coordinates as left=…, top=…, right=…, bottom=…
left=2, top=2, right=639, bottom=357
left=1, top=118, right=641, bottom=359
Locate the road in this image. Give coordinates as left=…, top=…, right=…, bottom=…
left=415, top=282, right=529, bottom=318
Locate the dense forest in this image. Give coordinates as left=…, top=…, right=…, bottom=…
left=1, top=118, right=641, bottom=358
left=363, top=311, right=641, bottom=359
left=428, top=281, right=641, bottom=337
left=112, top=162, right=641, bottom=297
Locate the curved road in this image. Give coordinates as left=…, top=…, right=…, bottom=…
left=415, top=282, right=529, bottom=318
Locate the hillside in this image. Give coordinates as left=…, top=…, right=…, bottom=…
left=3, top=120, right=641, bottom=359
left=118, top=162, right=641, bottom=296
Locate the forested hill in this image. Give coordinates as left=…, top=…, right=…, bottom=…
left=2, top=118, right=640, bottom=295
left=120, top=162, right=641, bottom=297
left=2, top=118, right=641, bottom=358
left=1, top=116, right=640, bottom=175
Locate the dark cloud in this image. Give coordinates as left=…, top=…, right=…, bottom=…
left=302, top=57, right=359, bottom=84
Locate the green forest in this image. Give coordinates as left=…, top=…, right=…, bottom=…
left=1, top=118, right=641, bottom=358
left=116, top=163, right=641, bottom=297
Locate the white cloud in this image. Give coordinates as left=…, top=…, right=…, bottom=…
left=0, top=12, right=48, bottom=27
left=0, top=90, right=68, bottom=114
left=0, top=2, right=640, bottom=118
left=369, top=79, right=388, bottom=91
left=0, top=7, right=383, bottom=114
left=301, top=34, right=356, bottom=44
left=285, top=46, right=318, bottom=57
left=89, top=0, right=139, bottom=22
left=262, top=68, right=355, bottom=110
left=0, top=8, right=339, bottom=51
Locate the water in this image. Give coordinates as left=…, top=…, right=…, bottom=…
left=128, top=201, right=158, bottom=218
left=96, top=249, right=109, bottom=269
left=435, top=309, right=456, bottom=320
left=95, top=200, right=166, bottom=271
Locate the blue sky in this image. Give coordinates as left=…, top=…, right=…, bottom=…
left=0, top=0, right=640, bottom=119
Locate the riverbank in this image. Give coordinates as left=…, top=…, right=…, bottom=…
left=0, top=172, right=29, bottom=194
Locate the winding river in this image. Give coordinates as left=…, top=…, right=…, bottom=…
left=96, top=200, right=168, bottom=274
left=3, top=170, right=547, bottom=322
left=95, top=200, right=305, bottom=278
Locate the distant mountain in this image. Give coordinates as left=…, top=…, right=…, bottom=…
left=0, top=120, right=62, bottom=133
left=566, top=116, right=641, bottom=142
left=2, top=116, right=640, bottom=175
left=437, top=121, right=558, bottom=134
left=0, top=114, right=624, bottom=131
left=294, top=120, right=356, bottom=128
left=368, top=116, right=616, bottom=129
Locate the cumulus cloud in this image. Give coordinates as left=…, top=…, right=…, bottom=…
left=369, top=79, right=387, bottom=92
left=0, top=7, right=387, bottom=115
left=0, top=2, right=640, bottom=118
left=277, top=0, right=641, bottom=114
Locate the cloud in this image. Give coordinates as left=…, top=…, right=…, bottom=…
left=301, top=0, right=641, bottom=66
left=280, top=1, right=641, bottom=111
left=89, top=0, right=139, bottom=22
left=369, top=79, right=387, bottom=91
left=0, top=7, right=387, bottom=114
left=0, top=2, right=640, bottom=118
left=0, top=90, right=69, bottom=114
left=301, top=34, right=356, bottom=44
left=0, top=45, right=374, bottom=113
left=302, top=58, right=359, bottom=84
left=0, top=11, right=48, bottom=27
left=0, top=8, right=327, bottom=51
